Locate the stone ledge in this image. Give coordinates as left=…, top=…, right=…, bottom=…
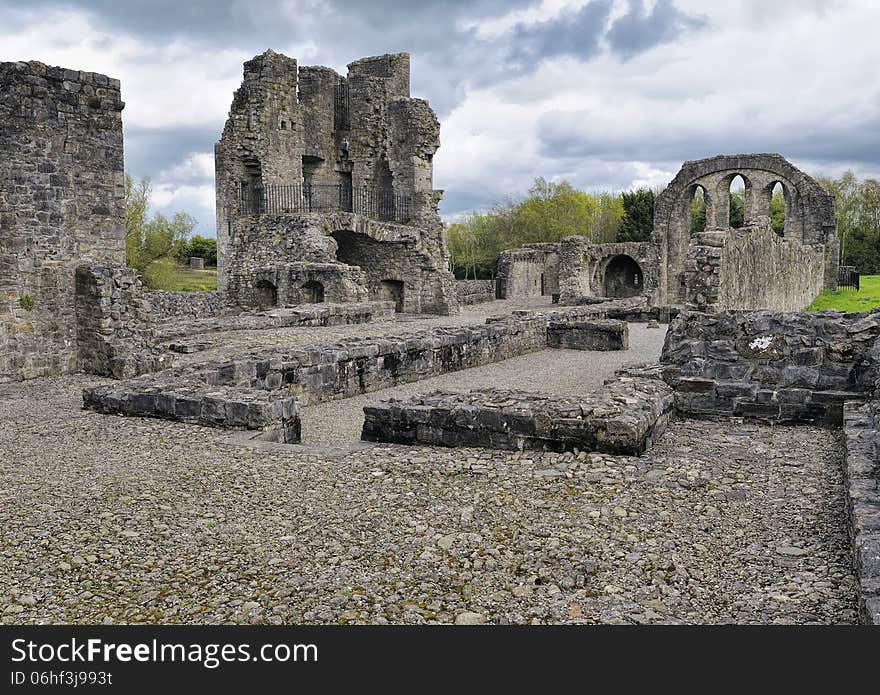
left=83, top=382, right=300, bottom=443
left=842, top=400, right=880, bottom=625
left=361, top=376, right=673, bottom=456
left=547, top=319, right=628, bottom=351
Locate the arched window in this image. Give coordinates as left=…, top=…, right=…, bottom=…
left=690, top=185, right=707, bottom=235
left=603, top=255, right=643, bottom=298
left=302, top=280, right=325, bottom=304
left=729, top=175, right=745, bottom=228
left=770, top=182, right=786, bottom=235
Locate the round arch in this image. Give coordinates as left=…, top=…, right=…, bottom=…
left=601, top=254, right=644, bottom=298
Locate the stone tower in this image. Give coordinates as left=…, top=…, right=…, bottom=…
left=214, top=50, right=458, bottom=315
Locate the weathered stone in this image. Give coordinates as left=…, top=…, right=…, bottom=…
left=547, top=319, right=629, bottom=351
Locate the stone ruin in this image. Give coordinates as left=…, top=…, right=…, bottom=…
left=0, top=54, right=877, bottom=625
left=215, top=50, right=458, bottom=315
left=495, top=153, right=839, bottom=314
left=0, top=60, right=126, bottom=381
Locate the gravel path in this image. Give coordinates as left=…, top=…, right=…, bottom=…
left=0, top=374, right=858, bottom=625
left=299, top=323, right=667, bottom=444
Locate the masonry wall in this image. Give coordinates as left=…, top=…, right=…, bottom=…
left=455, top=280, right=495, bottom=305
left=75, top=264, right=168, bottom=379
left=661, top=309, right=880, bottom=423
left=145, top=290, right=224, bottom=322
left=683, top=220, right=825, bottom=312
left=496, top=246, right=560, bottom=299
left=0, top=61, right=126, bottom=381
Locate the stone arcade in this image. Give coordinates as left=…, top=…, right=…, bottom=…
left=495, top=154, right=839, bottom=314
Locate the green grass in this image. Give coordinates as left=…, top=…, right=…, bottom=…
left=143, top=256, right=218, bottom=292
left=807, top=274, right=880, bottom=312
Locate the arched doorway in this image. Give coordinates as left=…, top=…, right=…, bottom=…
left=603, top=255, right=643, bottom=298
left=254, top=279, right=277, bottom=309
left=379, top=279, right=405, bottom=312
left=302, top=280, right=325, bottom=304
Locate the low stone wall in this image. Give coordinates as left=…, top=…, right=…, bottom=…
left=83, top=301, right=644, bottom=437
left=661, top=309, right=880, bottom=423
left=547, top=319, right=628, bottom=351
left=455, top=280, right=496, bottom=305
left=361, top=376, right=673, bottom=455
left=155, top=301, right=395, bottom=342
left=74, top=265, right=171, bottom=379
left=842, top=401, right=880, bottom=625
left=84, top=382, right=300, bottom=443
left=146, top=290, right=224, bottom=321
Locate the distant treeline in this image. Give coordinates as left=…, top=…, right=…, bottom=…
left=447, top=172, right=880, bottom=279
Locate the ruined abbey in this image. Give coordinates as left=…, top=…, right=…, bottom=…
left=1, top=51, right=877, bottom=626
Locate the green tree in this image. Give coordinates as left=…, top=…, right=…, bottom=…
left=769, top=189, right=785, bottom=234
left=617, top=188, right=655, bottom=242
left=690, top=193, right=706, bottom=235
left=124, top=173, right=200, bottom=276
left=729, top=191, right=744, bottom=228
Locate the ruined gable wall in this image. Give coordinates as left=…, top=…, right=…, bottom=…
left=683, top=219, right=825, bottom=313
left=496, top=245, right=560, bottom=299
left=0, top=61, right=125, bottom=381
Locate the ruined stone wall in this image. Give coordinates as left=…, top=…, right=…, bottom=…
left=215, top=50, right=457, bottom=313
left=455, top=280, right=495, bottom=305
left=145, top=290, right=224, bottom=322
left=683, top=220, right=825, bottom=313
left=653, top=153, right=838, bottom=305
left=660, top=309, right=880, bottom=423
left=223, top=211, right=455, bottom=313
left=0, top=61, right=125, bottom=381
left=496, top=245, right=560, bottom=299
left=841, top=401, right=880, bottom=624
left=75, top=265, right=169, bottom=379
left=362, top=379, right=673, bottom=456
left=557, top=238, right=660, bottom=304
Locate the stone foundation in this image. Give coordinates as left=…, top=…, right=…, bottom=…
left=361, top=375, right=673, bottom=455
left=842, top=401, right=880, bottom=625
left=547, top=319, right=628, bottom=351
left=661, top=309, right=880, bottom=424
left=84, top=382, right=300, bottom=443
left=455, top=280, right=496, bottom=305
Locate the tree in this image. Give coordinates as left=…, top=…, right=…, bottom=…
left=124, top=173, right=199, bottom=273
left=769, top=190, right=785, bottom=234
left=617, top=188, right=655, bottom=242
left=729, top=191, right=744, bottom=228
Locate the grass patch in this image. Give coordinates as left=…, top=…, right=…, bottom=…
left=142, top=256, right=218, bottom=292
left=807, top=274, right=880, bottom=312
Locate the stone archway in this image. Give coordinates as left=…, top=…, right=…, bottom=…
left=652, top=153, right=839, bottom=304
left=254, top=279, right=277, bottom=309
left=302, top=280, right=325, bottom=303
left=379, top=279, right=405, bottom=312
left=603, top=255, right=644, bottom=298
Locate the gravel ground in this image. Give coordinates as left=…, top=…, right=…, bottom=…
left=300, top=323, right=667, bottom=444
left=0, top=374, right=858, bottom=625
left=173, top=297, right=559, bottom=366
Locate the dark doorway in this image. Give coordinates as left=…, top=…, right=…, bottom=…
left=603, top=255, right=643, bottom=298
left=254, top=280, right=278, bottom=309
left=379, top=279, right=405, bottom=312
left=302, top=280, right=325, bottom=304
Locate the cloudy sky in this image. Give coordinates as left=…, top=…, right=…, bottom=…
left=2, top=0, right=879, bottom=235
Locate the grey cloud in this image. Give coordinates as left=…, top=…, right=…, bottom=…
left=606, top=0, right=707, bottom=59
left=507, top=1, right=612, bottom=67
